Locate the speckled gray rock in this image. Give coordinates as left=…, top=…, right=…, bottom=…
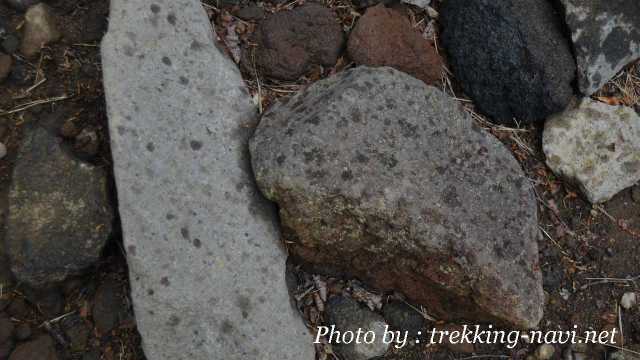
left=560, top=0, right=640, bottom=95
left=101, top=0, right=314, bottom=359
left=326, top=297, right=390, bottom=360
left=6, top=126, right=113, bottom=287
left=543, top=99, right=640, bottom=204
left=250, top=66, right=543, bottom=329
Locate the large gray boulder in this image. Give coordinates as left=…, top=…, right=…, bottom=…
left=250, top=66, right=544, bottom=329
left=560, top=0, right=640, bottom=95
left=543, top=99, right=640, bottom=204
left=6, top=126, right=112, bottom=287
left=101, top=0, right=314, bottom=359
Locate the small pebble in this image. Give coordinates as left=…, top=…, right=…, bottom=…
left=0, top=142, right=6, bottom=159
left=21, top=3, right=61, bottom=58
left=60, top=118, right=82, bottom=138
left=620, top=292, right=637, bottom=310
left=536, top=344, right=556, bottom=360
left=73, top=128, right=100, bottom=157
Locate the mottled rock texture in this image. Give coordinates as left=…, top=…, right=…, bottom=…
left=441, top=0, right=575, bottom=124
left=6, top=126, right=112, bottom=287
left=543, top=99, right=640, bottom=204
left=561, top=0, right=640, bottom=95
left=347, top=5, right=442, bottom=86
left=250, top=66, right=543, bottom=329
left=101, top=0, right=314, bottom=359
left=244, top=3, right=345, bottom=80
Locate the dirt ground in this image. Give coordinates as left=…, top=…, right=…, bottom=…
left=0, top=0, right=638, bottom=359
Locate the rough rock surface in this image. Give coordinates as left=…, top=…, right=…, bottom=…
left=101, top=0, right=314, bottom=359
left=325, top=297, right=389, bottom=360
left=440, top=0, right=575, bottom=124
left=6, top=126, right=113, bottom=287
left=243, top=3, right=344, bottom=80
left=560, top=0, right=640, bottom=95
left=250, top=66, right=543, bottom=329
left=543, top=99, right=640, bottom=204
left=347, top=5, right=442, bottom=86
left=21, top=3, right=60, bottom=58
left=382, top=301, right=425, bottom=337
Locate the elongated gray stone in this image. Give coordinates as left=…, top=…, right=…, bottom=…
left=560, top=0, right=640, bottom=95
left=101, top=0, right=314, bottom=359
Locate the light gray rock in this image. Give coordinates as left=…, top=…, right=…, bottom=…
left=560, top=0, right=640, bottom=95
left=250, top=66, right=543, bottom=329
left=6, top=126, right=113, bottom=287
left=325, top=297, right=390, bottom=360
left=543, top=99, right=640, bottom=204
left=401, top=0, right=430, bottom=10
left=21, top=3, right=60, bottom=58
left=101, top=1, right=314, bottom=359
left=620, top=292, right=637, bottom=310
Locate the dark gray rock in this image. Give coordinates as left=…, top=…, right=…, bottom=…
left=6, top=126, right=113, bottom=288
left=92, top=277, right=125, bottom=334
left=250, top=66, right=543, bottom=329
left=441, top=0, right=575, bottom=124
left=325, top=297, right=389, bottom=360
left=560, top=0, right=640, bottom=95
left=382, top=301, right=425, bottom=337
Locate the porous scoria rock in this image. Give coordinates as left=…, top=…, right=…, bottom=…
left=250, top=66, right=544, bottom=329
left=101, top=0, right=314, bottom=359
left=6, top=126, right=113, bottom=287
left=543, top=99, right=640, bottom=204
left=560, top=0, right=640, bottom=95
left=441, top=0, right=575, bottom=125
left=21, top=3, right=60, bottom=58
left=347, top=5, right=442, bottom=86
left=242, top=3, right=345, bottom=80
